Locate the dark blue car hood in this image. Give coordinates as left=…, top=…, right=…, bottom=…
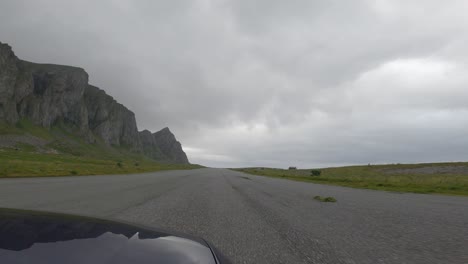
left=0, top=208, right=220, bottom=264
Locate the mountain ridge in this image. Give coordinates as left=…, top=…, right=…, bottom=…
left=0, top=42, right=189, bottom=164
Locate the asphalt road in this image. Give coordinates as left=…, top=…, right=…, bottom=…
left=0, top=168, right=466, bottom=264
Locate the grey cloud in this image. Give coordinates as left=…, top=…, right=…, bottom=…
left=1, top=0, right=468, bottom=167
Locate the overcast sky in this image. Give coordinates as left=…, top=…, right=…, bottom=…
left=1, top=0, right=468, bottom=168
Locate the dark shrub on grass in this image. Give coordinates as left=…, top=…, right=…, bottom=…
left=310, top=170, right=321, bottom=176
left=117, top=162, right=123, bottom=168
left=314, top=195, right=337, bottom=202
left=70, top=170, right=78, bottom=175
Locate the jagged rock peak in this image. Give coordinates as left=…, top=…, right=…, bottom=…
left=153, top=127, right=189, bottom=164
left=0, top=42, right=14, bottom=58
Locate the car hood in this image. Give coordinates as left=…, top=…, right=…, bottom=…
left=0, top=208, right=218, bottom=264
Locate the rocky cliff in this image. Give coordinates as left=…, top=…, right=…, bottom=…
left=153, top=128, right=189, bottom=164
left=139, top=129, right=166, bottom=160
left=0, top=42, right=189, bottom=164
left=84, top=85, right=141, bottom=149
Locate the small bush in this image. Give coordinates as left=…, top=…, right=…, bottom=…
left=313, top=195, right=337, bottom=203
left=134, top=162, right=140, bottom=167
left=70, top=170, right=78, bottom=175
left=117, top=162, right=123, bottom=168
left=310, top=170, right=321, bottom=176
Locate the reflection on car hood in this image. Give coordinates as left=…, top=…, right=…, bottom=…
left=0, top=208, right=218, bottom=264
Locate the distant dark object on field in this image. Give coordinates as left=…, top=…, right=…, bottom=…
left=288, top=167, right=297, bottom=170
left=310, top=170, right=321, bottom=176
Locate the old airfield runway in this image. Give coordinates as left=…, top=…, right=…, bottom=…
left=0, top=168, right=466, bottom=264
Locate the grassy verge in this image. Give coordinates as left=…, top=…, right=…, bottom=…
left=0, top=149, right=202, bottom=178
left=0, top=120, right=202, bottom=178
left=232, top=163, right=468, bottom=196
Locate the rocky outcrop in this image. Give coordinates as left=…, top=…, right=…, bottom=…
left=153, top=127, right=189, bottom=164
left=84, top=85, right=141, bottom=149
left=138, top=128, right=189, bottom=164
left=0, top=43, right=22, bottom=123
left=1, top=42, right=89, bottom=129
left=0, top=42, right=189, bottom=164
left=139, top=129, right=166, bottom=160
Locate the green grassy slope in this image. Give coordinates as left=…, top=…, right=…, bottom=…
left=0, top=120, right=202, bottom=178
left=233, top=163, right=468, bottom=196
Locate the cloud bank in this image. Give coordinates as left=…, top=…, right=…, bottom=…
left=1, top=0, right=467, bottom=167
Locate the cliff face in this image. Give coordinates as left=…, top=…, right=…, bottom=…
left=84, top=85, right=141, bottom=149
left=1, top=43, right=90, bottom=129
left=153, top=128, right=189, bottom=164
left=0, top=43, right=22, bottom=123
left=139, top=130, right=166, bottom=160
left=138, top=128, right=189, bottom=164
left=0, top=42, right=189, bottom=164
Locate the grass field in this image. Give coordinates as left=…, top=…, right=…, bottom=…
left=233, top=163, right=468, bottom=196
left=0, top=149, right=202, bottom=178
left=0, top=120, right=202, bottom=178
